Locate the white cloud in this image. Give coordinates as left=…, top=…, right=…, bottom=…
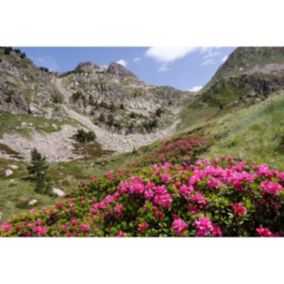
left=116, top=59, right=127, bottom=67
left=145, top=47, right=198, bottom=72
left=200, top=47, right=221, bottom=66
left=158, top=63, right=171, bottom=72
left=145, top=47, right=198, bottom=63
left=189, top=85, right=203, bottom=92
left=222, top=55, right=229, bottom=63
left=32, top=55, right=59, bottom=71
left=133, top=57, right=141, bottom=63
left=201, top=58, right=214, bottom=66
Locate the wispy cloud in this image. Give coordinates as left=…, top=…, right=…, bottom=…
left=200, top=47, right=222, bottom=66
left=145, top=47, right=198, bottom=71
left=32, top=55, right=59, bottom=71
left=116, top=59, right=127, bottom=67
left=189, top=85, right=203, bottom=92
left=133, top=57, right=141, bottom=63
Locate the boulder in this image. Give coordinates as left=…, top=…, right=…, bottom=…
left=52, top=188, right=65, bottom=197
left=28, top=199, right=38, bottom=206
left=8, top=164, right=19, bottom=170
left=5, top=169, right=13, bottom=176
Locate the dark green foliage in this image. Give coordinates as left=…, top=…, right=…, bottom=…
left=51, top=92, right=64, bottom=104
left=98, top=113, right=105, bottom=123
left=4, top=94, right=12, bottom=103
left=143, top=119, right=158, bottom=132
left=4, top=47, right=12, bottom=55
left=107, top=114, right=115, bottom=125
left=39, top=67, right=49, bottom=72
left=73, top=129, right=96, bottom=143
left=71, top=91, right=83, bottom=102
left=155, top=108, right=163, bottom=117
left=27, top=149, right=51, bottom=195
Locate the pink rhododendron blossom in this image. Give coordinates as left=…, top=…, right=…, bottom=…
left=161, top=173, right=171, bottom=183
left=207, top=177, right=225, bottom=189
left=256, top=227, right=272, bottom=237
left=105, top=171, right=114, bottom=180
left=172, top=217, right=188, bottom=235
left=155, top=185, right=167, bottom=195
left=79, top=224, right=90, bottom=233
left=61, top=225, right=68, bottom=232
left=231, top=203, right=247, bottom=217
left=191, top=193, right=207, bottom=206
left=154, top=193, right=172, bottom=208
left=212, top=225, right=223, bottom=236
left=33, top=226, right=47, bottom=236
left=0, top=221, right=12, bottom=233
left=138, top=222, right=149, bottom=233
left=260, top=181, right=283, bottom=195
left=117, top=231, right=125, bottom=237
left=114, top=205, right=123, bottom=217
left=161, top=162, right=172, bottom=170
left=194, top=217, right=213, bottom=236
left=180, top=184, right=193, bottom=198
left=144, top=188, right=154, bottom=199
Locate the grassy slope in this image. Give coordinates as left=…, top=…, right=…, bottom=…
left=201, top=91, right=284, bottom=170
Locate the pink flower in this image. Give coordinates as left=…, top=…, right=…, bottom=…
left=79, top=224, right=91, bottom=233
left=161, top=162, right=172, bottom=170
left=180, top=184, right=193, bottom=198
left=256, top=227, right=272, bottom=237
left=207, top=177, right=224, bottom=189
left=0, top=221, right=12, bottom=233
left=61, top=224, right=68, bottom=232
left=33, top=226, right=47, bottom=236
left=138, top=222, right=149, bottom=233
left=212, top=225, right=223, bottom=236
left=154, top=193, right=172, bottom=208
left=155, top=185, right=167, bottom=195
left=172, top=217, right=188, bottom=235
left=260, top=181, right=283, bottom=195
left=194, top=217, right=213, bottom=236
left=144, top=188, right=154, bottom=199
left=71, top=218, right=77, bottom=226
left=191, top=193, right=207, bottom=206
left=105, top=171, right=114, bottom=180
left=114, top=204, right=123, bottom=217
left=117, top=231, right=126, bottom=237
left=161, top=173, right=171, bottom=183
left=231, top=203, right=247, bottom=217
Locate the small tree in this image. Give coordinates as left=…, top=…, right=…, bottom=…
left=27, top=148, right=51, bottom=195
left=73, top=129, right=96, bottom=143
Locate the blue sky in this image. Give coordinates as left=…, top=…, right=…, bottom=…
left=20, top=47, right=235, bottom=91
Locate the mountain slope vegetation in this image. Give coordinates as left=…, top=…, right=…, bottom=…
left=0, top=47, right=284, bottom=235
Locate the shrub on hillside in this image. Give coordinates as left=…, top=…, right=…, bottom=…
left=73, top=129, right=96, bottom=143
left=1, top=157, right=283, bottom=237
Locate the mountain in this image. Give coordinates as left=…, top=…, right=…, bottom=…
left=0, top=46, right=284, bottom=232
left=0, top=47, right=191, bottom=162
left=178, top=47, right=284, bottom=131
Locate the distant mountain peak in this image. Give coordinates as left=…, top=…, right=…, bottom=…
left=107, top=62, right=138, bottom=80
left=75, top=61, right=101, bottom=72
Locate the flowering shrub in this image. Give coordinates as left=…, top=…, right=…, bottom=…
left=0, top=157, right=283, bottom=237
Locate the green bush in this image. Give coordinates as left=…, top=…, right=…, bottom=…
left=73, top=129, right=96, bottom=143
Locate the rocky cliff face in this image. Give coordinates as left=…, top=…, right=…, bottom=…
left=0, top=48, right=189, bottom=135
left=0, top=47, right=192, bottom=159
left=199, top=47, right=284, bottom=109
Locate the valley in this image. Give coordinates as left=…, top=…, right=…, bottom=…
left=0, top=47, right=283, bottom=236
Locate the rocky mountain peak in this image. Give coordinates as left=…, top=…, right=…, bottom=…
left=107, top=62, right=138, bottom=80
left=75, top=61, right=101, bottom=72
